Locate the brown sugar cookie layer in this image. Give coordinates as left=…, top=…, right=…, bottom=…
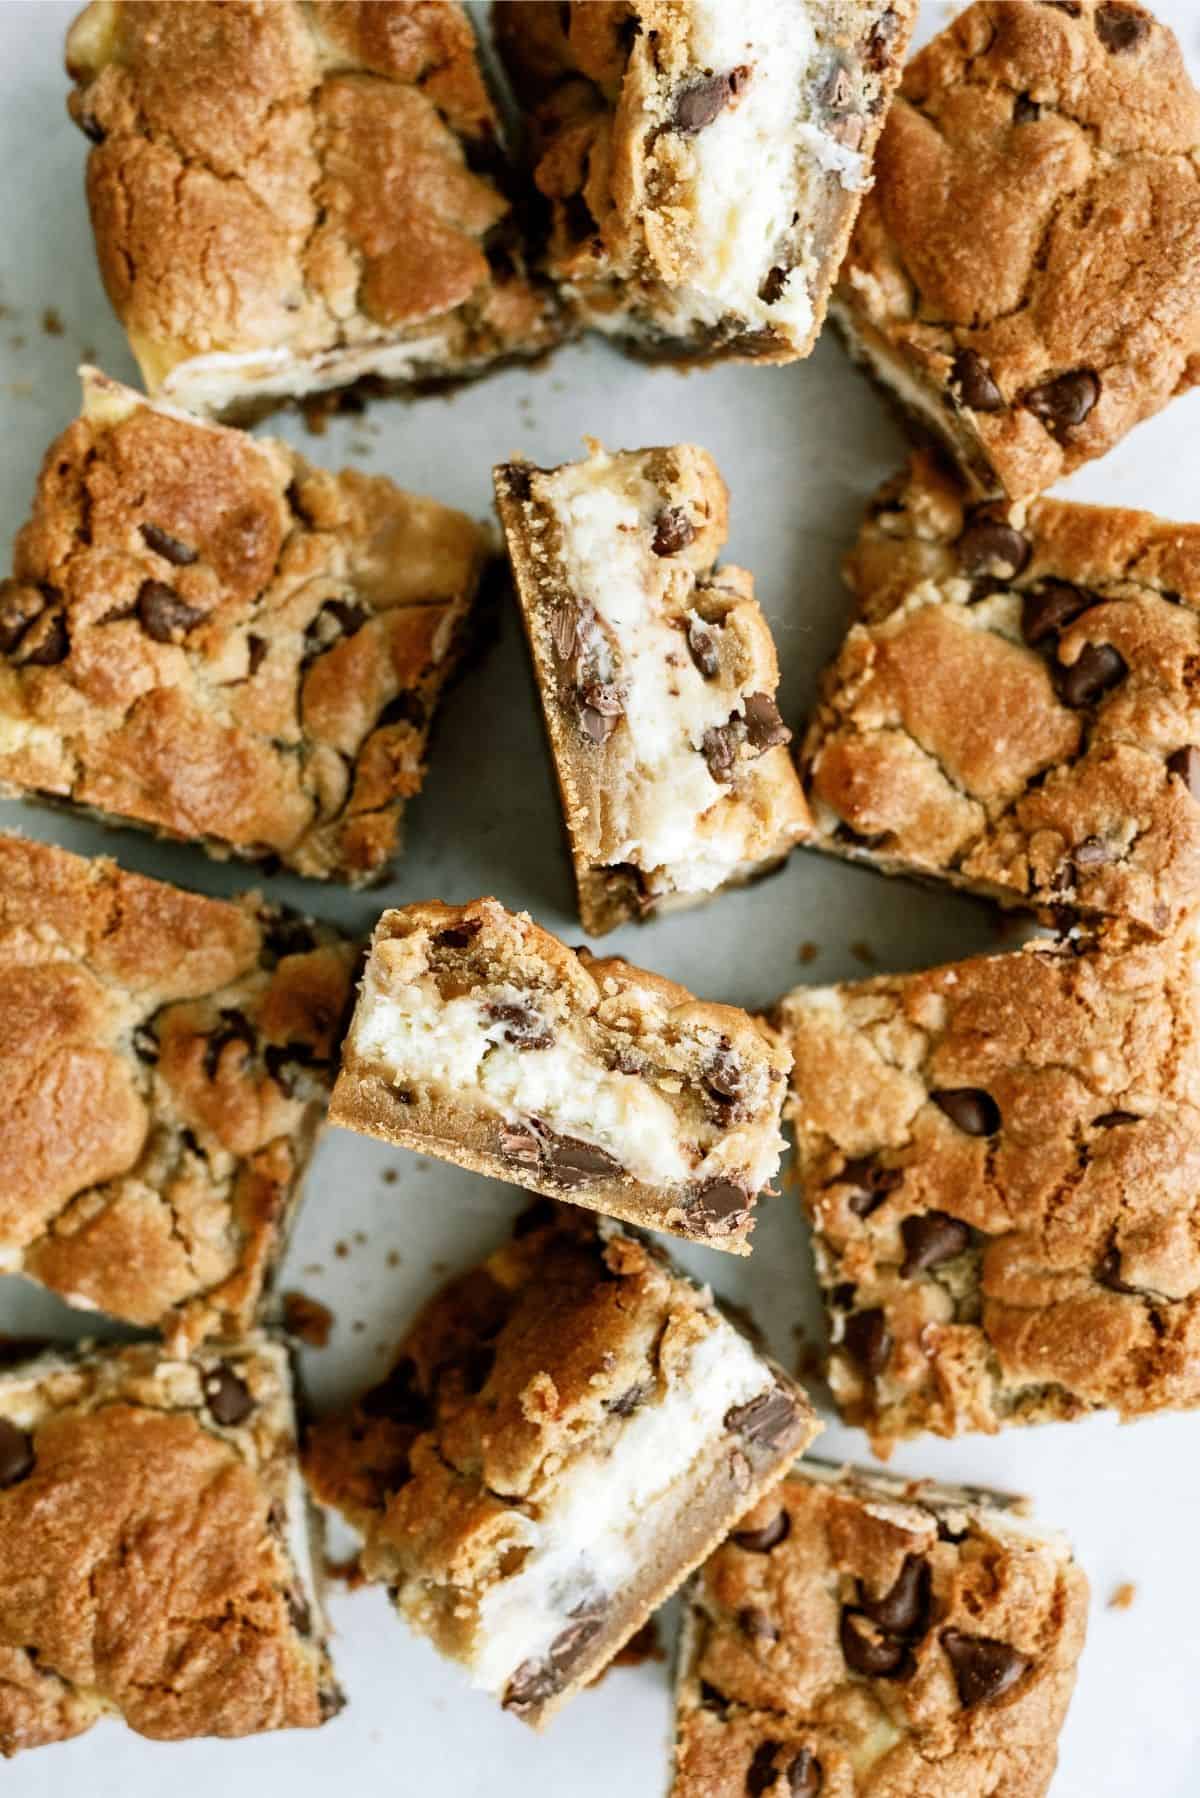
left=496, top=1, right=914, bottom=361
left=673, top=1459, right=1088, bottom=1798
left=0, top=832, right=355, bottom=1349
left=832, top=0, right=1200, bottom=500
left=304, top=1202, right=818, bottom=1727
left=65, top=0, right=559, bottom=418
left=495, top=445, right=810, bottom=933
left=772, top=929, right=1200, bottom=1451
left=0, top=370, right=486, bottom=883
left=330, top=898, right=791, bottom=1254
left=0, top=1334, right=341, bottom=1758
left=799, top=451, right=1200, bottom=939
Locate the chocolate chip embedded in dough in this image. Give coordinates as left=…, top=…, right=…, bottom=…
left=1023, top=369, right=1100, bottom=436
left=1020, top=580, right=1095, bottom=646
left=900, top=1211, right=971, bottom=1277
left=724, top=1385, right=800, bottom=1449
left=670, top=65, right=750, bottom=134
left=686, top=1179, right=751, bottom=1235
left=0, top=580, right=47, bottom=654
left=931, top=1087, right=1000, bottom=1136
left=498, top=1123, right=543, bottom=1166
left=957, top=519, right=1030, bottom=580
left=703, top=719, right=742, bottom=783
left=950, top=348, right=1004, bottom=412
left=204, top=1365, right=254, bottom=1426
left=579, top=680, right=624, bottom=744
left=739, top=1606, right=780, bottom=1642
left=652, top=506, right=696, bottom=556
left=203, top=1007, right=257, bottom=1081
left=744, top=693, right=791, bottom=752
left=758, top=265, right=789, bottom=305
left=16, top=608, right=69, bottom=666
left=434, top=918, right=482, bottom=951
left=544, top=1134, right=622, bottom=1185
left=686, top=615, right=720, bottom=678
left=747, top=1741, right=783, bottom=1797
left=137, top=579, right=207, bottom=644
left=842, top=1308, right=892, bottom=1375
left=140, top=521, right=199, bottom=565
left=731, top=1508, right=791, bottom=1553
left=605, top=1381, right=652, bottom=1417
left=788, top=1751, right=823, bottom=1798
left=859, top=1554, right=930, bottom=1635
left=1056, top=642, right=1127, bottom=708
left=840, top=1157, right=902, bottom=1219
left=864, top=7, right=901, bottom=70
left=941, top=1629, right=1029, bottom=1708
left=487, top=1001, right=553, bottom=1051
left=0, top=1419, right=34, bottom=1488
left=1095, top=3, right=1151, bottom=53
left=1013, top=91, right=1041, bottom=123
left=840, top=1610, right=908, bottom=1677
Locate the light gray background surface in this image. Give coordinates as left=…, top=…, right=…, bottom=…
left=1, top=3, right=1198, bottom=1793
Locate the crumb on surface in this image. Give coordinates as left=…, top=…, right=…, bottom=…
left=1108, top=1582, right=1137, bottom=1611
left=282, top=1289, right=335, bottom=1349
left=386, top=1250, right=402, bottom=1268
left=41, top=307, right=64, bottom=336
left=334, top=1241, right=350, bottom=1260
left=797, top=941, right=819, bottom=963
left=382, top=1168, right=399, bottom=1185
left=849, top=939, right=877, bottom=965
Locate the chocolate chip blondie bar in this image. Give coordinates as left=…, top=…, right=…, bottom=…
left=832, top=0, right=1200, bottom=500
left=330, top=898, right=791, bottom=1254
left=0, top=833, right=354, bottom=1350
left=673, top=1459, right=1088, bottom=1798
left=494, top=445, right=810, bottom=932
left=799, top=452, right=1200, bottom=938
left=0, top=1334, right=340, bottom=1757
left=773, top=928, right=1200, bottom=1450
left=0, top=370, right=486, bottom=883
left=304, top=1203, right=817, bottom=1726
left=496, top=1, right=914, bottom=361
left=66, top=0, right=557, bottom=418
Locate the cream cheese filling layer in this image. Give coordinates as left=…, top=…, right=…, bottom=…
left=150, top=330, right=456, bottom=416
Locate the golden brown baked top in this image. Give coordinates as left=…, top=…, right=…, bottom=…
left=0, top=831, right=355, bottom=1348
left=675, top=1463, right=1088, bottom=1798
left=773, top=928, right=1200, bottom=1447
left=801, top=451, right=1200, bottom=938
left=836, top=0, right=1200, bottom=499
left=0, top=1336, right=339, bottom=1756
left=0, top=371, right=486, bottom=882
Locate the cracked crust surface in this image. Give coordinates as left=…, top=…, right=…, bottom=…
left=833, top=0, right=1200, bottom=500
left=0, top=1334, right=340, bottom=1756
left=674, top=1459, right=1088, bottom=1798
left=799, top=451, right=1200, bottom=939
left=329, top=897, right=792, bottom=1254
left=304, top=1203, right=817, bottom=1726
left=495, top=445, right=810, bottom=933
left=0, top=832, right=355, bottom=1350
left=0, top=371, right=486, bottom=883
left=496, top=1, right=913, bottom=361
left=772, top=929, right=1200, bottom=1450
left=66, top=0, right=558, bottom=416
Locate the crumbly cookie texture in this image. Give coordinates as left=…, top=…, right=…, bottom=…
left=494, top=444, right=810, bottom=932
left=496, top=1, right=913, bottom=362
left=772, top=929, right=1200, bottom=1451
left=0, top=370, right=486, bottom=883
left=65, top=0, right=558, bottom=417
left=330, top=897, right=792, bottom=1254
left=304, top=1202, right=817, bottom=1726
left=799, top=451, right=1200, bottom=938
left=0, top=832, right=355, bottom=1350
left=0, top=1334, right=341, bottom=1757
left=832, top=0, right=1200, bottom=501
left=673, top=1459, right=1088, bottom=1798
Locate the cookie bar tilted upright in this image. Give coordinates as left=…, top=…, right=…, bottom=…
left=495, top=445, right=810, bottom=931
left=0, top=370, right=486, bottom=883
left=65, top=0, right=558, bottom=417
left=0, top=833, right=355, bottom=1350
left=673, top=1460, right=1088, bottom=1798
left=304, top=1204, right=818, bottom=1726
left=330, top=898, right=791, bottom=1254
left=496, top=1, right=914, bottom=361
left=832, top=0, right=1200, bottom=500
left=800, top=452, right=1200, bottom=937
left=772, top=930, right=1200, bottom=1452
left=0, top=1335, right=340, bottom=1758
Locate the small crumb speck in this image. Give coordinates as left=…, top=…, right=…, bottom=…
left=797, top=942, right=818, bottom=963
left=1108, top=1582, right=1136, bottom=1611
left=42, top=307, right=64, bottom=337
left=382, top=1168, right=399, bottom=1185
left=353, top=1231, right=366, bottom=1246
left=386, top=1249, right=401, bottom=1268
left=334, top=1240, right=349, bottom=1259
left=352, top=1320, right=365, bottom=1334
left=849, top=939, right=877, bottom=966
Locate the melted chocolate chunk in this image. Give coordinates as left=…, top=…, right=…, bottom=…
left=434, top=919, right=482, bottom=951
left=1013, top=91, right=1041, bottom=123
left=686, top=615, right=720, bottom=678
left=137, top=579, right=207, bottom=644
left=724, top=1385, right=798, bottom=1450
left=950, top=348, right=1004, bottom=412
left=842, top=1308, right=892, bottom=1375
left=17, top=608, right=69, bottom=665
left=703, top=719, right=742, bottom=783
left=652, top=506, right=696, bottom=556
left=302, top=597, right=368, bottom=661
left=900, top=1211, right=971, bottom=1277
left=957, top=519, right=1030, bottom=579
left=1020, top=580, right=1095, bottom=646
left=671, top=66, right=750, bottom=134
left=1023, top=369, right=1100, bottom=435
left=687, top=1179, right=751, bottom=1234
left=1096, top=1244, right=1139, bottom=1295
left=840, top=1610, right=908, bottom=1677
left=732, top=1509, right=791, bottom=1553
left=859, top=1554, right=930, bottom=1636
left=1056, top=642, right=1127, bottom=708
left=204, top=1365, right=254, bottom=1427
left=579, top=681, right=624, bottom=744
left=545, top=1134, right=622, bottom=1185
left=704, top=1042, right=744, bottom=1104
left=487, top=1001, right=553, bottom=1051
left=1094, top=3, right=1151, bottom=52
left=747, top=1742, right=783, bottom=1797
left=941, top=1629, right=1029, bottom=1708
left=931, top=1088, right=1000, bottom=1136
left=0, top=1419, right=34, bottom=1488
left=503, top=1611, right=607, bottom=1716
left=498, top=1124, right=542, bottom=1166
left=744, top=693, right=790, bottom=752
left=264, top=1039, right=318, bottom=1095
left=140, top=521, right=199, bottom=565
left=550, top=603, right=577, bottom=662
left=0, top=580, right=47, bottom=654
left=758, top=265, right=789, bottom=305
left=840, top=1157, right=902, bottom=1219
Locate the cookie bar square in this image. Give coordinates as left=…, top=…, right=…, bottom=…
left=800, top=452, right=1200, bottom=938
left=330, top=897, right=791, bottom=1254
left=304, top=1203, right=818, bottom=1726
left=0, top=370, right=487, bottom=883
left=832, top=0, right=1200, bottom=501
left=673, top=1459, right=1088, bottom=1798
left=495, top=445, right=810, bottom=932
left=0, top=832, right=355, bottom=1350
left=772, top=929, right=1200, bottom=1450
left=0, top=1334, right=341, bottom=1757
left=496, top=1, right=914, bottom=361
left=66, top=0, right=558, bottom=418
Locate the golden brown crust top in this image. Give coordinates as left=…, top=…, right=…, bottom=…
left=674, top=1465, right=1088, bottom=1798
left=800, top=451, right=1200, bottom=938
left=0, top=373, right=485, bottom=881
left=0, top=832, right=354, bottom=1348
left=774, top=929, right=1200, bottom=1447
left=836, top=0, right=1200, bottom=499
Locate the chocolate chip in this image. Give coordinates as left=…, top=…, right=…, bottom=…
left=1020, top=580, right=1094, bottom=645
left=499, top=1123, right=542, bottom=1166
left=140, top=521, right=198, bottom=566
left=860, top=1555, right=930, bottom=1636
left=1167, top=745, right=1200, bottom=797
left=686, top=615, right=720, bottom=678
left=302, top=597, right=367, bottom=660
left=579, top=681, right=624, bottom=744
left=840, top=1610, right=907, bottom=1677
left=550, top=604, right=577, bottom=662
left=264, top=1039, right=318, bottom=1094
left=840, top=1157, right=902, bottom=1219
left=1072, top=835, right=1112, bottom=869
left=703, top=719, right=742, bottom=783
left=1057, top=642, right=1127, bottom=708
left=739, top=1607, right=780, bottom=1643
left=950, top=348, right=1004, bottom=413
left=732, top=1509, right=791, bottom=1553
left=941, top=1630, right=1029, bottom=1708
left=548, top=1611, right=605, bottom=1673
left=0, top=580, right=48, bottom=654
left=204, top=1365, right=254, bottom=1426
left=957, top=519, right=1030, bottom=579
left=286, top=1588, right=313, bottom=1637
left=724, top=1385, right=799, bottom=1449
left=1095, top=3, right=1151, bottom=52
left=1094, top=1110, right=1138, bottom=1128
left=17, top=609, right=69, bottom=665
left=687, top=1179, right=751, bottom=1234
left=1013, top=91, right=1041, bottom=123
left=487, top=1002, right=553, bottom=1051
left=545, top=1134, right=622, bottom=1185
left=671, top=67, right=749, bottom=134
left=246, top=633, right=268, bottom=677
left=503, top=1658, right=560, bottom=1715
left=652, top=507, right=696, bottom=556
left=203, top=1008, right=256, bottom=1080
left=746, top=1742, right=785, bottom=1797
left=788, top=1751, right=823, bottom=1798
left=1023, top=369, right=1100, bottom=435
left=0, top=1419, right=34, bottom=1488
left=1096, top=1244, right=1138, bottom=1294
left=842, top=1308, right=892, bottom=1375
left=758, top=265, right=789, bottom=305
left=931, top=1088, right=1000, bottom=1136
left=606, top=1382, right=651, bottom=1417
left=900, top=1212, right=971, bottom=1277
left=503, top=464, right=533, bottom=502
left=832, top=1282, right=857, bottom=1309
left=704, top=1044, right=744, bottom=1104
left=434, top=919, right=482, bottom=950
left=137, top=579, right=206, bottom=644
left=744, top=693, right=791, bottom=753
left=865, top=7, right=901, bottom=70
